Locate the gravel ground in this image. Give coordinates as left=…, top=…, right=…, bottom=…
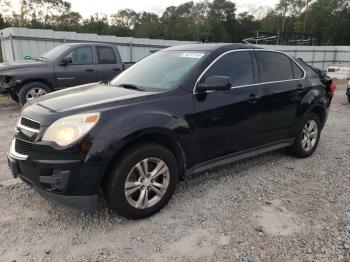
left=0, top=83, right=349, bottom=262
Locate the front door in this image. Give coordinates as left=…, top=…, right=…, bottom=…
left=54, top=46, right=97, bottom=89
left=192, top=51, right=262, bottom=164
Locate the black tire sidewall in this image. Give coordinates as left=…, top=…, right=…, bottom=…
left=9, top=91, right=19, bottom=103
left=292, top=113, right=321, bottom=158
left=104, top=144, right=178, bottom=219
left=19, top=82, right=51, bottom=105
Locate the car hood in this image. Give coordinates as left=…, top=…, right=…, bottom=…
left=0, top=60, right=47, bottom=71
left=23, top=82, right=158, bottom=114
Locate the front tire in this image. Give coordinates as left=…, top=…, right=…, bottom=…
left=103, top=143, right=178, bottom=219
left=347, top=94, right=350, bottom=104
left=19, top=82, right=51, bottom=105
left=290, top=113, right=321, bottom=158
left=9, top=91, right=19, bottom=103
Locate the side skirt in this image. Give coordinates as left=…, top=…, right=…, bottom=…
left=187, top=139, right=295, bottom=175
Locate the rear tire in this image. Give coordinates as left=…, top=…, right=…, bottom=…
left=289, top=113, right=321, bottom=158
left=347, top=95, right=350, bottom=104
left=19, top=82, right=51, bottom=105
left=103, top=143, right=178, bottom=219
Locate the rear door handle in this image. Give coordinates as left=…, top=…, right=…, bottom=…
left=113, top=68, right=121, bottom=72
left=86, top=69, right=95, bottom=72
left=247, top=94, right=260, bottom=104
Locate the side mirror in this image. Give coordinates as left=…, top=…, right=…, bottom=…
left=60, top=57, right=72, bottom=66
left=196, top=75, right=232, bottom=93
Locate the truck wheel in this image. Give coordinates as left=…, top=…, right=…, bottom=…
left=103, top=143, right=178, bottom=219
left=19, top=82, right=51, bottom=105
left=289, top=113, right=321, bottom=158
left=9, top=91, right=19, bottom=103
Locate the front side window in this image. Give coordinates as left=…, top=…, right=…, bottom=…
left=111, top=51, right=207, bottom=91
left=97, top=46, right=116, bottom=64
left=256, top=51, right=294, bottom=82
left=202, top=51, right=254, bottom=87
left=64, top=47, right=93, bottom=65
left=39, top=45, right=71, bottom=61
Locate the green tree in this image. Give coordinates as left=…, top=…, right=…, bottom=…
left=207, top=0, right=236, bottom=42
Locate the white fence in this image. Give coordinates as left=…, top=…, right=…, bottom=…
left=1, top=27, right=350, bottom=71
left=0, top=27, right=193, bottom=63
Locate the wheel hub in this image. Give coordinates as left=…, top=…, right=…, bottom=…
left=143, top=178, right=151, bottom=187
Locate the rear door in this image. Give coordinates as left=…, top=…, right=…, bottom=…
left=192, top=50, right=262, bottom=163
left=95, top=46, right=122, bottom=81
left=255, top=50, right=306, bottom=144
left=54, top=46, right=97, bottom=88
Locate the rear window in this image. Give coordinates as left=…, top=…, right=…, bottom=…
left=256, top=51, right=294, bottom=82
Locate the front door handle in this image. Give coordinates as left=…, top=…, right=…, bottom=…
left=247, top=94, right=260, bottom=104
left=86, top=69, right=95, bottom=72
left=296, top=83, right=304, bottom=93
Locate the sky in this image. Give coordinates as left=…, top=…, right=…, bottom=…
left=68, top=0, right=279, bottom=17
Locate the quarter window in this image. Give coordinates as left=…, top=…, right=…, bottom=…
left=64, top=47, right=93, bottom=65
left=203, top=51, right=254, bottom=87
left=97, top=46, right=116, bottom=64
left=291, top=60, right=304, bottom=78
left=256, top=51, right=294, bottom=82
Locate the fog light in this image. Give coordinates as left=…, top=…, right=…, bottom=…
left=40, top=170, right=70, bottom=191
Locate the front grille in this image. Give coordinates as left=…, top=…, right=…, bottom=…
left=14, top=139, right=32, bottom=155
left=20, top=117, right=40, bottom=130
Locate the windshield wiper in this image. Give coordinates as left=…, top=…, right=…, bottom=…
left=117, top=83, right=145, bottom=91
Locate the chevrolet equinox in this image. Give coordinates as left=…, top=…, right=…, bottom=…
left=7, top=44, right=332, bottom=219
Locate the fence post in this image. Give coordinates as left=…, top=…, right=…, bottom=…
left=0, top=32, right=4, bottom=62
left=322, top=50, right=327, bottom=71
left=333, top=48, right=338, bottom=65
left=129, top=41, right=133, bottom=62
left=10, top=33, right=16, bottom=61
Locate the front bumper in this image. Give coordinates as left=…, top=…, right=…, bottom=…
left=7, top=149, right=100, bottom=213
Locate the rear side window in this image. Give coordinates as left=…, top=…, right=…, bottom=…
left=291, top=60, right=304, bottom=78
left=97, top=46, right=116, bottom=64
left=203, top=51, right=254, bottom=87
left=256, top=51, right=293, bottom=82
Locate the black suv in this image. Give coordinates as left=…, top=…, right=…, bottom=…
left=7, top=44, right=332, bottom=219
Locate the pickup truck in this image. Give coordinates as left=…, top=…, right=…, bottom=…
left=0, top=43, right=124, bottom=104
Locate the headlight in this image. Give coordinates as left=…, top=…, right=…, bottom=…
left=42, top=113, right=100, bottom=146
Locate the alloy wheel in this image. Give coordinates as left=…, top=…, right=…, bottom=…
left=301, top=120, right=318, bottom=152
left=124, top=158, right=170, bottom=209
left=26, top=87, right=47, bottom=101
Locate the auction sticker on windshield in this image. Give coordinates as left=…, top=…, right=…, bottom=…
left=180, top=53, right=205, bottom=59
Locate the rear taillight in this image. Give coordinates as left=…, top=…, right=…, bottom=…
left=330, top=81, right=336, bottom=97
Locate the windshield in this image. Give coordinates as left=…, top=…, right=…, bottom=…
left=110, top=50, right=207, bottom=91
left=39, top=45, right=71, bottom=61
